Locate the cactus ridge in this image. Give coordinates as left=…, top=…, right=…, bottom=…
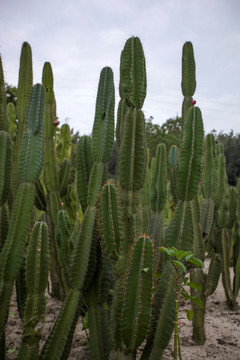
left=101, top=183, right=121, bottom=259
left=58, top=158, right=71, bottom=197
left=121, top=236, right=153, bottom=352
left=119, top=108, right=146, bottom=191
left=151, top=143, right=167, bottom=213
left=70, top=206, right=96, bottom=289
left=25, top=222, right=49, bottom=294
left=165, top=200, right=194, bottom=251
left=116, top=99, right=128, bottom=147
left=77, top=136, right=93, bottom=213
left=202, top=134, right=218, bottom=199
left=177, top=106, right=204, bottom=201
left=19, top=84, right=45, bottom=183
left=0, top=131, right=11, bottom=206
left=92, top=67, right=115, bottom=164
left=201, top=198, right=215, bottom=237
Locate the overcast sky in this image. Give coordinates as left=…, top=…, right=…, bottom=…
left=1, top=0, right=240, bottom=135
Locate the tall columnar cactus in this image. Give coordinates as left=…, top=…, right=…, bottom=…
left=117, top=37, right=147, bottom=266
left=190, top=134, right=221, bottom=344
left=18, top=222, right=49, bottom=360
left=40, top=66, right=115, bottom=360
left=11, top=42, right=33, bottom=198
left=0, top=83, right=45, bottom=340
left=141, top=105, right=204, bottom=359
left=42, top=61, right=65, bottom=299
left=209, top=145, right=240, bottom=309
left=181, top=41, right=196, bottom=121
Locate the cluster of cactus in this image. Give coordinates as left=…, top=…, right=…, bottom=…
left=0, top=35, right=239, bottom=360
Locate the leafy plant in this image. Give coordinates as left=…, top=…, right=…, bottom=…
left=159, top=247, right=204, bottom=359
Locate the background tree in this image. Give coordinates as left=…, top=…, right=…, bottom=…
left=5, top=83, right=17, bottom=106
left=146, top=115, right=182, bottom=158
left=212, top=129, right=240, bottom=186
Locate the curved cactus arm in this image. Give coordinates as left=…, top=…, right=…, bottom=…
left=177, top=106, right=204, bottom=201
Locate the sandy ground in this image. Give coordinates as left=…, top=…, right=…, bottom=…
left=5, top=266, right=240, bottom=360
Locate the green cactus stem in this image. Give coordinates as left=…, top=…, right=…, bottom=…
left=18, top=222, right=49, bottom=360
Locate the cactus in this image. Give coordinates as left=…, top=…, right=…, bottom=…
left=40, top=66, right=115, bottom=359
left=11, top=42, right=33, bottom=198
left=181, top=41, right=196, bottom=121
left=18, top=222, right=49, bottom=360
left=0, top=84, right=45, bottom=341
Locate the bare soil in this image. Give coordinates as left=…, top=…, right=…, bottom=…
left=6, top=265, right=240, bottom=360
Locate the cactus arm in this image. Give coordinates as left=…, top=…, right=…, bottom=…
left=101, top=183, right=121, bottom=259
left=177, top=106, right=204, bottom=201
left=18, top=84, right=45, bottom=182
left=121, top=236, right=153, bottom=352
left=119, top=36, right=146, bottom=109
left=40, top=289, right=80, bottom=360
left=11, top=42, right=33, bottom=198
left=91, top=67, right=115, bottom=164
left=0, top=183, right=35, bottom=334
left=119, top=108, right=146, bottom=192
left=18, top=222, right=49, bottom=360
